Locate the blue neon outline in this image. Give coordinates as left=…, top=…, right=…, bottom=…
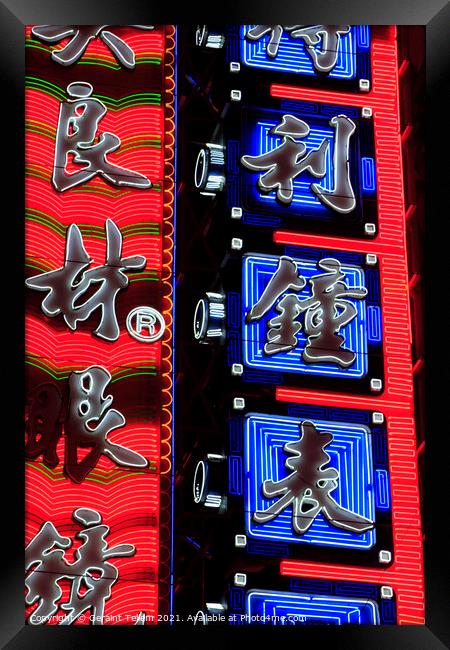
left=357, top=25, right=371, bottom=49
left=361, top=156, right=376, bottom=192
left=374, top=469, right=391, bottom=511
left=367, top=305, right=382, bottom=343
left=246, top=589, right=380, bottom=625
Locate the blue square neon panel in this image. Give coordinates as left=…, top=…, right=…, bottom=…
left=246, top=590, right=380, bottom=625
left=242, top=254, right=368, bottom=379
left=245, top=413, right=376, bottom=549
left=240, top=25, right=370, bottom=79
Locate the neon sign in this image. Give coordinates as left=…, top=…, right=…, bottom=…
left=25, top=24, right=176, bottom=624
left=240, top=25, right=371, bottom=83
left=241, top=113, right=357, bottom=212
left=245, top=589, right=380, bottom=625
left=242, top=252, right=382, bottom=381
left=243, top=412, right=390, bottom=551
left=229, top=101, right=377, bottom=235
left=266, top=27, right=423, bottom=624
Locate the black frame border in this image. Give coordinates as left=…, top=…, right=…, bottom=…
left=1, top=1, right=448, bottom=648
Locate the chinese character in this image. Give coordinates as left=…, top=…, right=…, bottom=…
left=53, top=82, right=151, bottom=191
left=245, top=25, right=350, bottom=73
left=241, top=113, right=356, bottom=212
left=245, top=25, right=286, bottom=58
left=65, top=366, right=148, bottom=482
left=287, top=25, right=351, bottom=72
left=253, top=420, right=373, bottom=534
left=246, top=256, right=367, bottom=368
left=25, top=383, right=64, bottom=468
left=25, top=507, right=136, bottom=625
left=26, top=219, right=146, bottom=341
left=31, top=25, right=154, bottom=68
left=25, top=366, right=149, bottom=483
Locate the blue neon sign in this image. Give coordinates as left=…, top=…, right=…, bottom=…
left=239, top=105, right=376, bottom=230
left=246, top=589, right=380, bottom=625
left=242, top=254, right=368, bottom=379
left=240, top=25, right=370, bottom=81
left=245, top=413, right=376, bottom=550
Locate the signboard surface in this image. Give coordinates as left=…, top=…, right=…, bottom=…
left=25, top=25, right=176, bottom=625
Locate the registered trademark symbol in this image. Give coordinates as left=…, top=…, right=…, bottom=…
left=126, top=306, right=165, bottom=343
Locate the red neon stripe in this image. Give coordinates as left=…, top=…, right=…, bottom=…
left=272, top=27, right=423, bottom=624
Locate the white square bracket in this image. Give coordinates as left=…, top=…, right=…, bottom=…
left=364, top=222, right=377, bottom=236
left=359, top=78, right=370, bottom=92
left=229, top=62, right=241, bottom=73
left=231, top=363, right=243, bottom=376
left=206, top=602, right=225, bottom=613
left=366, top=253, right=378, bottom=266
left=233, top=397, right=245, bottom=410
left=379, top=549, right=392, bottom=564
left=235, top=534, right=247, bottom=548
left=230, top=89, right=241, bottom=102
left=380, top=586, right=394, bottom=599
left=372, top=411, right=385, bottom=424
left=362, top=106, right=373, bottom=118
left=231, top=238, right=243, bottom=251
left=231, top=207, right=242, bottom=220
left=370, top=378, right=383, bottom=392
left=234, top=573, right=247, bottom=587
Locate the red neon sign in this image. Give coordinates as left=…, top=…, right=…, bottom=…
left=25, top=25, right=175, bottom=624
